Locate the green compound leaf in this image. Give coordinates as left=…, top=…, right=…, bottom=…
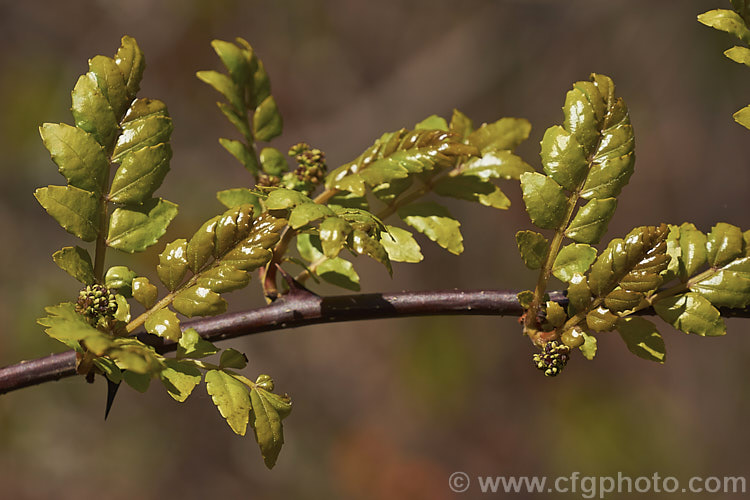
left=144, top=308, right=182, bottom=342
left=220, top=138, right=259, bottom=174
left=698, top=9, right=750, bottom=44
left=107, top=198, right=178, bottom=253
left=462, top=151, right=534, bottom=181
left=113, top=110, right=173, bottom=162
left=318, top=216, right=352, bottom=259
left=218, top=102, right=251, bottom=138
left=88, top=55, right=129, bottom=119
left=52, top=246, right=95, bottom=285
left=123, top=371, right=151, bottom=393
left=109, top=338, right=162, bottom=374
left=173, top=285, right=227, bottom=318
left=380, top=225, right=423, bottom=263
left=289, top=203, right=334, bottom=229
left=217, top=188, right=262, bottom=212
left=265, top=188, right=312, bottom=210
left=433, top=175, right=511, bottom=210
left=250, top=387, right=292, bottom=469
left=586, top=306, right=619, bottom=332
left=565, top=197, right=617, bottom=244
left=34, top=185, right=100, bottom=241
left=552, top=243, right=597, bottom=282
left=105, top=265, right=137, bottom=296
left=449, top=108, right=474, bottom=138
left=158, top=239, right=189, bottom=291
left=676, top=223, right=708, bottom=281
left=706, top=222, right=744, bottom=267
left=579, top=331, right=597, bottom=360
left=540, top=125, right=587, bottom=191
left=466, top=117, right=531, bottom=153
left=725, top=46, right=750, bottom=66
left=515, top=230, right=549, bottom=270
left=350, top=229, right=392, bottom=275
left=39, top=123, right=108, bottom=194
left=734, top=105, right=750, bottom=130
left=253, top=95, right=282, bottom=142
left=71, top=73, right=118, bottom=148
left=205, top=370, right=251, bottom=436
left=132, top=277, right=158, bottom=309
left=689, top=256, right=750, bottom=308
left=616, top=317, right=666, bottom=363
left=415, top=114, right=448, bottom=131
left=197, top=70, right=245, bottom=113
left=259, top=147, right=288, bottom=176
left=114, top=35, right=145, bottom=99
left=211, top=39, right=253, bottom=85
left=219, top=348, right=248, bottom=370
left=160, top=359, right=202, bottom=403
left=318, top=258, right=361, bottom=291
left=398, top=201, right=463, bottom=255
left=109, top=143, right=172, bottom=204
left=654, top=292, right=726, bottom=337
left=177, top=328, right=219, bottom=359
left=198, top=264, right=250, bottom=293
left=519, top=172, right=567, bottom=230
left=567, top=273, right=592, bottom=313
left=37, top=302, right=111, bottom=350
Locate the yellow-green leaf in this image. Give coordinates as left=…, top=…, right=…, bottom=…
left=34, top=185, right=100, bottom=241
left=39, top=123, right=108, bottom=194
left=519, top=172, right=567, bottom=230
left=144, top=308, right=182, bottom=342
left=250, top=387, right=292, bottom=469
left=654, top=292, right=726, bottom=337
left=398, top=202, right=463, bottom=255
left=565, top=197, right=617, bottom=244
left=698, top=9, right=750, bottom=44
left=109, top=143, right=171, bottom=204
left=254, top=95, right=282, bottom=141
left=52, top=246, right=95, bottom=285
left=540, top=125, right=587, bottom=191
left=160, top=359, right=202, bottom=402
left=319, top=217, right=352, bottom=259
left=466, top=117, right=531, bottom=153
left=616, top=317, right=666, bottom=363
left=107, top=198, right=178, bottom=253
left=380, top=226, right=423, bottom=263
left=552, top=243, right=597, bottom=282
left=71, top=73, right=118, bottom=148
left=158, top=239, right=189, bottom=291
left=173, top=286, right=227, bottom=318
left=205, top=370, right=251, bottom=436
left=515, top=230, right=549, bottom=270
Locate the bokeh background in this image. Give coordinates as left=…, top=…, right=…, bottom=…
left=1, top=0, right=749, bottom=498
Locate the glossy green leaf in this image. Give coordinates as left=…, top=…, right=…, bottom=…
left=88, top=55, right=129, bottom=119
left=565, top=197, right=617, bottom=244
left=114, top=294, right=131, bottom=323
left=34, top=185, right=99, bottom=241
left=145, top=308, right=182, bottom=342
left=725, top=46, right=750, bottom=66
left=677, top=223, right=707, bottom=281
left=114, top=35, right=145, bottom=99
left=160, top=359, right=202, bottom=402
left=265, top=188, right=311, bottom=210
left=706, top=222, right=744, bottom=267
left=52, top=246, right=95, bottom=284
left=689, top=256, right=750, bottom=308
left=433, top=175, right=510, bottom=209
left=515, top=230, right=549, bottom=270
left=466, top=117, right=531, bottom=153
left=109, top=338, right=161, bottom=374
left=250, top=387, right=292, bottom=469
left=219, top=138, right=258, bottom=174
left=318, top=258, right=360, bottom=291
left=553, top=243, right=597, bottom=282
left=105, top=266, right=136, bottom=296
left=197, top=70, right=245, bottom=112
left=109, top=144, right=171, bottom=204
left=173, top=285, right=227, bottom=318
left=158, top=239, right=189, bottom=291
left=415, top=114, right=448, bottom=131
left=318, top=217, right=352, bottom=259
left=616, top=317, right=666, bottom=363
left=698, top=9, right=750, bottom=44
left=519, top=172, right=567, bottom=230
left=654, top=292, right=726, bottom=337
left=579, top=332, right=597, bottom=360
left=205, top=370, right=251, bottom=436
left=211, top=39, right=252, bottom=85
left=567, top=273, right=591, bottom=313
left=545, top=301, right=566, bottom=328
left=449, top=109, right=474, bottom=138
left=176, top=328, right=219, bottom=359
left=183, top=215, right=219, bottom=271
left=254, top=95, right=282, bottom=141
left=540, top=125, right=587, bottom=190
left=217, top=188, right=261, bottom=212
left=198, top=264, right=250, bottom=293
left=380, top=225, right=423, bottom=263
left=71, top=74, right=118, bottom=148
left=132, top=277, right=158, bottom=309
left=733, top=105, right=750, bottom=130
left=39, top=123, right=108, bottom=194
left=113, top=114, right=173, bottom=162
left=218, top=102, right=251, bottom=138
left=563, top=81, right=604, bottom=156
left=259, top=147, right=288, bottom=176
left=289, top=203, right=334, bottom=229
left=107, top=198, right=178, bottom=252
left=350, top=230, right=392, bottom=275
left=462, top=151, right=533, bottom=181
left=589, top=224, right=669, bottom=298
left=398, top=202, right=463, bottom=255
left=220, top=349, right=248, bottom=369
left=586, top=306, right=619, bottom=332
left=122, top=98, right=168, bottom=122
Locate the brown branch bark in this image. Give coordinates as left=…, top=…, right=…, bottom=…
left=1, top=288, right=747, bottom=395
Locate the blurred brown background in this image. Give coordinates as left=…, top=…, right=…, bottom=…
left=1, top=0, right=749, bottom=498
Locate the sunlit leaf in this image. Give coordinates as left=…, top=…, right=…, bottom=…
left=462, top=151, right=533, bottom=181
left=519, top=172, right=567, bottom=230
left=616, top=317, right=666, bottom=363
left=654, top=292, right=726, bottom=337
left=706, top=222, right=744, bottom=267
left=254, top=95, right=282, bottom=141
left=552, top=243, right=597, bottom=282
left=144, top=308, right=182, bottom=342
left=540, top=125, right=587, bottom=191
left=39, top=123, right=108, bottom=194
left=414, top=114, right=448, bottom=131
left=515, top=230, right=549, bottom=270
left=220, top=349, right=248, bottom=369
left=160, top=359, right=202, bottom=402
left=698, top=9, right=750, bottom=44
left=689, top=256, right=750, bottom=308
left=52, top=246, right=95, bottom=285
left=107, top=198, right=178, bottom=252
left=71, top=74, right=118, bottom=148
left=289, top=203, right=334, bottom=229
left=380, top=226, right=423, bottom=263
left=219, top=138, right=258, bottom=174
left=466, top=117, right=531, bottom=153
left=319, top=216, right=352, bottom=259
left=250, top=387, right=292, bottom=469
left=176, top=328, right=219, bottom=359
left=398, top=202, right=463, bottom=255
left=565, top=197, right=617, bottom=244
left=198, top=264, right=250, bottom=293
left=205, top=370, right=251, bottom=436
left=34, top=185, right=100, bottom=241
left=173, top=285, right=227, bottom=317
left=109, top=144, right=171, bottom=204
